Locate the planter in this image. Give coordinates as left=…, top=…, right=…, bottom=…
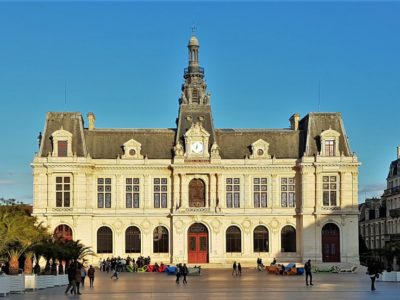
left=378, top=271, right=400, bottom=282
left=0, top=276, right=11, bottom=296
left=24, top=275, right=36, bottom=290
left=54, top=275, right=68, bottom=286
left=9, top=275, right=25, bottom=293
left=36, top=275, right=55, bottom=289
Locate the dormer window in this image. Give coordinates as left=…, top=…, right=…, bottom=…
left=58, top=141, right=68, bottom=157
left=325, top=140, right=335, bottom=157
left=320, top=128, right=340, bottom=157
left=250, top=139, right=270, bottom=159
left=121, top=139, right=143, bottom=159
left=51, top=128, right=73, bottom=157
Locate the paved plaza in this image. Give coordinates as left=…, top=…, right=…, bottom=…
left=5, top=268, right=400, bottom=300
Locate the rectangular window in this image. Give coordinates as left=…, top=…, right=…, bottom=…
left=322, top=176, right=338, bottom=206
left=325, top=140, right=335, bottom=156
left=154, top=178, right=167, bottom=208
left=126, top=178, right=140, bottom=208
left=253, top=178, right=268, bottom=207
left=281, top=177, right=295, bottom=207
left=226, top=178, right=240, bottom=208
left=55, top=176, right=70, bottom=207
left=97, top=178, right=112, bottom=208
left=58, top=141, right=68, bottom=157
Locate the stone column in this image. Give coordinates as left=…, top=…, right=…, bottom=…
left=210, top=173, right=216, bottom=209
left=244, top=174, right=252, bottom=208
left=173, top=174, right=181, bottom=209
left=315, top=169, right=322, bottom=208
left=181, top=175, right=188, bottom=208
left=144, top=175, right=151, bottom=209
left=217, top=174, right=224, bottom=209
left=271, top=174, right=278, bottom=208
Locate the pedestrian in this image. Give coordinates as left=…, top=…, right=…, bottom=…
left=238, top=263, right=242, bottom=276
left=175, top=263, right=181, bottom=284
left=232, top=261, right=238, bottom=276
left=182, top=263, right=188, bottom=284
left=74, top=263, right=82, bottom=295
left=88, top=265, right=95, bottom=287
left=367, top=260, right=380, bottom=291
left=305, top=259, right=313, bottom=286
left=111, top=267, right=119, bottom=280
left=65, top=263, right=77, bottom=295
left=80, top=266, right=86, bottom=287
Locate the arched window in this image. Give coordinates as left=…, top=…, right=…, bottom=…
left=153, top=226, right=169, bottom=253
left=281, top=225, right=296, bottom=252
left=125, top=226, right=141, bottom=253
left=54, top=224, right=73, bottom=241
left=192, top=89, right=199, bottom=103
left=322, top=223, right=340, bottom=262
left=226, top=226, right=241, bottom=253
left=97, top=226, right=113, bottom=254
left=253, top=226, right=269, bottom=252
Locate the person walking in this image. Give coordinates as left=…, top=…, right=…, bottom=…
left=232, top=261, right=238, bottom=276
left=74, top=264, right=82, bottom=295
left=80, top=266, right=87, bottom=287
left=367, top=261, right=380, bottom=291
left=175, top=264, right=181, bottom=284
left=111, top=267, right=119, bottom=280
left=182, top=263, right=188, bottom=284
left=305, top=259, right=313, bottom=286
left=238, top=263, right=242, bottom=276
left=87, top=265, right=95, bottom=287
left=65, top=263, right=77, bottom=295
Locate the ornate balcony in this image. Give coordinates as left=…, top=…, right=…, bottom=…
left=184, top=66, right=204, bottom=78
left=389, top=208, right=400, bottom=218
left=384, top=186, right=400, bottom=196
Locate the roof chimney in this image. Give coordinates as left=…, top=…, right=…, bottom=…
left=397, top=145, right=400, bottom=159
left=289, top=113, right=300, bottom=131
left=87, top=112, right=95, bottom=130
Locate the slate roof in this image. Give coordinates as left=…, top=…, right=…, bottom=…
left=39, top=112, right=352, bottom=160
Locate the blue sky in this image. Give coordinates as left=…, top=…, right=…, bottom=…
left=0, top=1, right=399, bottom=203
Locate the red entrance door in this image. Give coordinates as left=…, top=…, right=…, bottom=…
left=322, top=223, right=340, bottom=262
left=188, top=233, right=208, bottom=263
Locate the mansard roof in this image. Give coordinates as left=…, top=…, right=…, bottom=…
left=39, top=111, right=352, bottom=160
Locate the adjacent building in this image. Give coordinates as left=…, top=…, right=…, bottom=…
left=32, top=35, right=360, bottom=265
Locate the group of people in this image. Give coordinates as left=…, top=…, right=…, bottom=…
left=64, top=261, right=95, bottom=296
left=232, top=261, right=242, bottom=276
left=175, top=263, right=189, bottom=284
left=99, top=255, right=151, bottom=273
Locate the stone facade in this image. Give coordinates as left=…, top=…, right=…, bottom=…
left=32, top=35, right=360, bottom=266
left=359, top=198, right=387, bottom=250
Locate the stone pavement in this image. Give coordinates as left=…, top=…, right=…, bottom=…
left=5, top=268, right=400, bottom=300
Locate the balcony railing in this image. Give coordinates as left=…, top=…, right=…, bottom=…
left=184, top=66, right=204, bottom=77
left=389, top=207, right=400, bottom=218
left=384, top=186, right=400, bottom=196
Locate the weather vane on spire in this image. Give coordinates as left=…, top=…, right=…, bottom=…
left=191, top=24, right=197, bottom=35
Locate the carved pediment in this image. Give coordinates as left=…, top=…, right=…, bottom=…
left=320, top=127, right=340, bottom=138
left=184, top=122, right=210, bottom=139
left=122, top=139, right=143, bottom=159
left=250, top=139, right=271, bottom=159
left=184, top=122, right=210, bottom=158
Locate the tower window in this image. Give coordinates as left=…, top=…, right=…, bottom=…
left=192, top=89, right=199, bottom=103
left=56, top=176, right=70, bottom=207
left=325, top=140, right=335, bottom=156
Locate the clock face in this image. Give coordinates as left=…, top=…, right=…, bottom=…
left=191, top=141, right=204, bottom=154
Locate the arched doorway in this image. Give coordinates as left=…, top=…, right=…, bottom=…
left=97, top=226, right=113, bottom=254
left=54, top=224, right=73, bottom=241
left=322, top=223, right=340, bottom=262
left=189, top=179, right=206, bottom=207
left=188, top=223, right=208, bottom=263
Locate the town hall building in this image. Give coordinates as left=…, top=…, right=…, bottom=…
left=32, top=35, right=360, bottom=266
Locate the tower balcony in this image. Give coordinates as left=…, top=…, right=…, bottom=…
left=184, top=66, right=204, bottom=78
left=384, top=186, right=400, bottom=196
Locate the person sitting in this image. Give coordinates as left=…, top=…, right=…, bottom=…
left=279, top=264, right=285, bottom=275
left=271, top=258, right=277, bottom=265
left=153, top=262, right=159, bottom=272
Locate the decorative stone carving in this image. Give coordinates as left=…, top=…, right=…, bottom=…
left=211, top=218, right=222, bottom=234
left=121, top=139, right=143, bottom=159
left=269, top=218, right=280, bottom=233
left=140, top=218, right=152, bottom=234
left=114, top=220, right=123, bottom=234
left=250, top=139, right=271, bottom=159
left=241, top=219, right=252, bottom=234
left=173, top=219, right=185, bottom=234
left=210, top=142, right=221, bottom=159
left=174, top=141, right=184, bottom=157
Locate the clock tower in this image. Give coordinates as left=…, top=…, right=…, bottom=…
left=175, top=34, right=216, bottom=155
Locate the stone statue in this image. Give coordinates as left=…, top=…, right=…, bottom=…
left=174, top=141, right=184, bottom=157
left=211, top=142, right=220, bottom=158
